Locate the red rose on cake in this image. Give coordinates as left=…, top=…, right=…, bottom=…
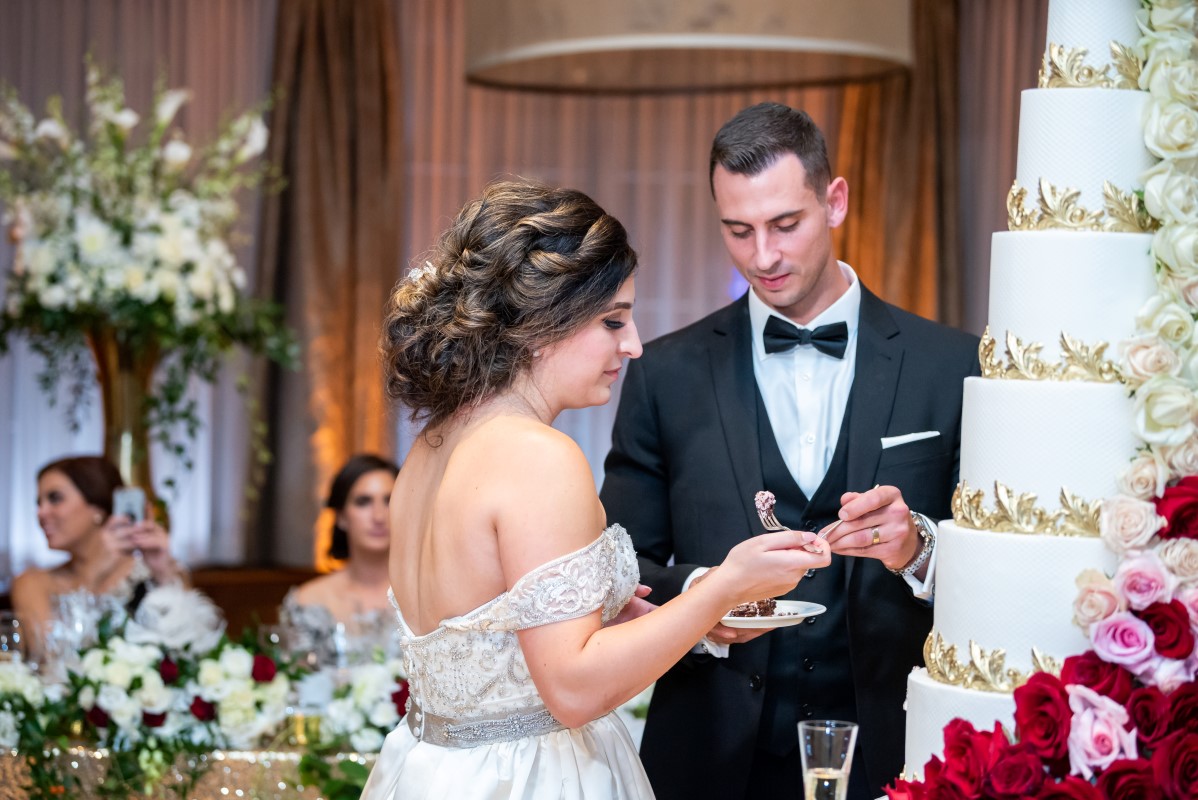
left=1155, top=475, right=1198, bottom=540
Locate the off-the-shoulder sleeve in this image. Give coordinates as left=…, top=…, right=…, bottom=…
left=481, top=525, right=640, bottom=632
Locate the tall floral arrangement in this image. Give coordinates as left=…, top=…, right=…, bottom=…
left=888, top=1, right=1198, bottom=797
left=0, top=62, right=295, bottom=489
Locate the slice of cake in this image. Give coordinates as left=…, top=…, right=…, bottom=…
left=727, top=597, right=778, bottom=618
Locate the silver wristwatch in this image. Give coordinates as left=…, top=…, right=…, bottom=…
left=890, top=511, right=935, bottom=578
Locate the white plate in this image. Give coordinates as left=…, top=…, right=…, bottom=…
left=721, top=600, right=827, bottom=629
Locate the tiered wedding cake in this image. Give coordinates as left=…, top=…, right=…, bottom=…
left=903, top=0, right=1159, bottom=773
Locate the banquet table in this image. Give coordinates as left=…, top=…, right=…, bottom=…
left=0, top=746, right=377, bottom=799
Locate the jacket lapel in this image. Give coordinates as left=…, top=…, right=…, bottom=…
left=708, top=297, right=766, bottom=536
left=844, top=289, right=903, bottom=584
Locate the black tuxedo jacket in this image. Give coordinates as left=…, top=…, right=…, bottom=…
left=600, top=287, right=980, bottom=799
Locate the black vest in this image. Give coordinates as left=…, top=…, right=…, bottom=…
left=754, top=389, right=858, bottom=756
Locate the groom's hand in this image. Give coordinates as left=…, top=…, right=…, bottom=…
left=823, top=485, right=921, bottom=571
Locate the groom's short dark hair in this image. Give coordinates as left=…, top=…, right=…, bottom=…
left=709, top=102, right=832, bottom=201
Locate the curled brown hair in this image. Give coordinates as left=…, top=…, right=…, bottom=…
left=381, top=180, right=637, bottom=428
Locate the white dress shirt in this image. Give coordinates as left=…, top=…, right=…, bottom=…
left=748, top=263, right=860, bottom=498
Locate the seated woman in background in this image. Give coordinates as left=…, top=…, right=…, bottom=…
left=11, top=455, right=183, bottom=663
left=280, top=453, right=400, bottom=667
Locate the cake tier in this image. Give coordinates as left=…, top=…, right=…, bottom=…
left=932, top=520, right=1116, bottom=677
left=1014, top=88, right=1151, bottom=212
left=959, top=377, right=1136, bottom=505
left=904, top=669, right=1015, bottom=780
left=1044, top=0, right=1141, bottom=67
left=988, top=231, right=1155, bottom=362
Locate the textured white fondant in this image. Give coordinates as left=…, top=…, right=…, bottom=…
left=989, top=231, right=1156, bottom=361
left=1044, top=0, right=1142, bottom=66
left=904, top=669, right=1015, bottom=780
left=959, top=378, right=1137, bottom=504
left=933, top=521, right=1116, bottom=673
left=1015, top=88, right=1152, bottom=211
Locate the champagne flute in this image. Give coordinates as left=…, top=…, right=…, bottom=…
left=799, top=719, right=858, bottom=800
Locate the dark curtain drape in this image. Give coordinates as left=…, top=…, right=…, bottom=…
left=253, top=0, right=403, bottom=568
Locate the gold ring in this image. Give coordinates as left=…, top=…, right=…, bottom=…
left=871, top=527, right=881, bottom=546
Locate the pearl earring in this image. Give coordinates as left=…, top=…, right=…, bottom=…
left=532, top=350, right=541, bottom=358
left=94, top=512, right=104, bottom=525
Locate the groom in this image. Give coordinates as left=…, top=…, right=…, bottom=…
left=600, top=103, right=980, bottom=800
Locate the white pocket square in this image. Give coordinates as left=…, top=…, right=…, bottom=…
left=881, top=431, right=940, bottom=449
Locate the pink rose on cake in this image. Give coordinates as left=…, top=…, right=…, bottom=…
left=1100, top=496, right=1166, bottom=553
left=1118, top=450, right=1171, bottom=500
left=1162, top=435, right=1198, bottom=477
left=1177, top=585, right=1198, bottom=626
left=1156, top=474, right=1198, bottom=538
left=1073, top=570, right=1126, bottom=628
left=1121, top=335, right=1183, bottom=384
left=1115, top=551, right=1178, bottom=609
left=1090, top=612, right=1156, bottom=670
left=1065, top=685, right=1138, bottom=780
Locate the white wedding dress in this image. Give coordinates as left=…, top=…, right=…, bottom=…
left=360, top=524, right=656, bottom=799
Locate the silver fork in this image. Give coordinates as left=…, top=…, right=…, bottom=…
left=755, top=491, right=830, bottom=577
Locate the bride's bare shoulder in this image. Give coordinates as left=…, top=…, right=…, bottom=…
left=468, top=415, right=586, bottom=469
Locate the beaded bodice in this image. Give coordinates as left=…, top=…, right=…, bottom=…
left=388, top=525, right=639, bottom=722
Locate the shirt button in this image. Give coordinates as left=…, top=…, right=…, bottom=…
left=801, top=373, right=811, bottom=381
left=805, top=434, right=815, bottom=444
left=806, top=616, right=817, bottom=625
left=800, top=704, right=813, bottom=718
left=749, top=674, right=764, bottom=691
left=803, top=658, right=816, bottom=671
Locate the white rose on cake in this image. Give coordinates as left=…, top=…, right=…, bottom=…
left=1143, top=158, right=1198, bottom=223
left=1145, top=99, right=1198, bottom=160
left=1153, top=224, right=1198, bottom=279
left=1135, top=292, right=1194, bottom=344
left=1133, top=375, right=1197, bottom=446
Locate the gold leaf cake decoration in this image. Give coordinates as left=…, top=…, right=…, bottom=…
left=978, top=327, right=1123, bottom=383
left=924, top=632, right=1062, bottom=693
left=1037, top=41, right=1141, bottom=89
left=951, top=480, right=1102, bottom=537
left=1007, top=178, right=1157, bottom=233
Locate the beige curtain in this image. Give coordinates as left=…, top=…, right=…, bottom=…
left=834, top=0, right=960, bottom=324
left=255, top=0, right=402, bottom=568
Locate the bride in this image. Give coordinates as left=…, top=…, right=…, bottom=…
left=362, top=179, right=829, bottom=799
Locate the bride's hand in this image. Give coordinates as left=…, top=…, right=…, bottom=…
left=604, top=584, right=655, bottom=627
left=708, top=530, right=830, bottom=607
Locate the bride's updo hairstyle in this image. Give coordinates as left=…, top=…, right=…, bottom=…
left=382, top=180, right=637, bottom=428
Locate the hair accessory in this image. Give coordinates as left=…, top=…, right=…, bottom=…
left=407, top=260, right=437, bottom=283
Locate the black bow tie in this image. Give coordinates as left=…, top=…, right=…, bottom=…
left=762, top=316, right=849, bottom=359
